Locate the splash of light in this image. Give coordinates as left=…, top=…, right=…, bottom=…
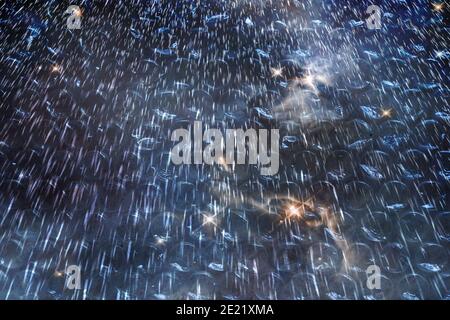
left=381, top=108, right=393, bottom=118
left=432, top=2, right=445, bottom=12
left=271, top=67, right=284, bottom=78
left=51, top=64, right=61, bottom=73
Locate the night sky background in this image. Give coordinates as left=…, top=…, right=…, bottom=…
left=0, top=0, right=449, bottom=299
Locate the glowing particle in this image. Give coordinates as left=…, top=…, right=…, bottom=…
left=270, top=67, right=284, bottom=78
left=381, top=108, right=393, bottom=118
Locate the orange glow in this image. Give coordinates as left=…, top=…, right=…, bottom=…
left=381, top=108, right=393, bottom=118
left=432, top=3, right=445, bottom=11
left=51, top=64, right=61, bottom=73
left=270, top=67, right=284, bottom=78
